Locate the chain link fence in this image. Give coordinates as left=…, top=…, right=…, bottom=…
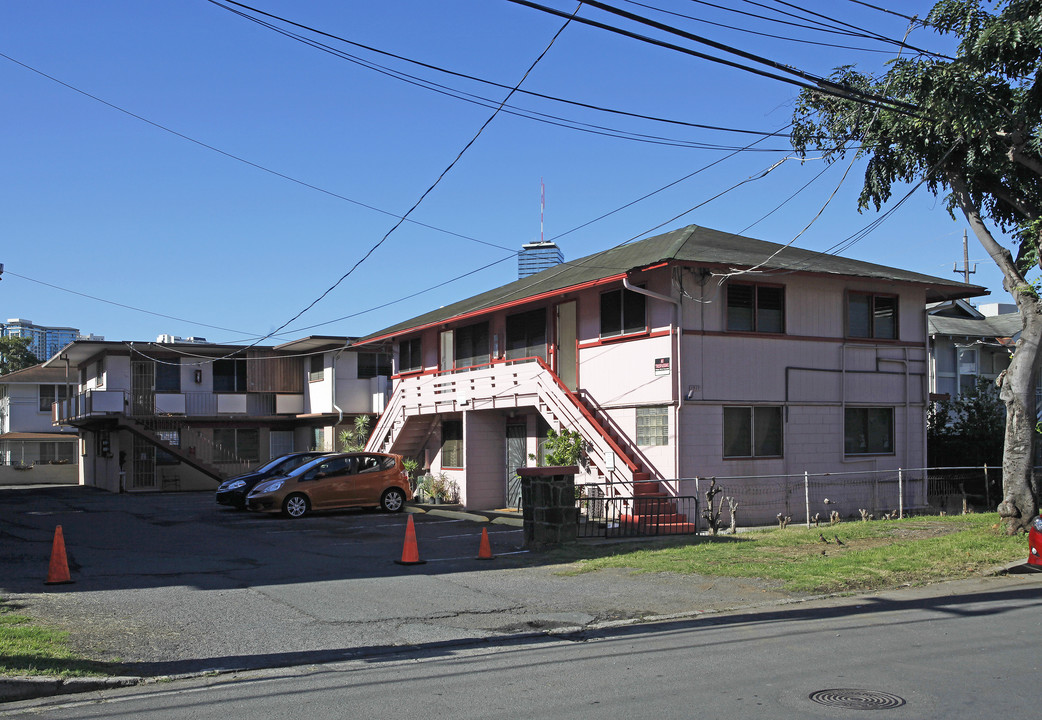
left=674, top=466, right=1008, bottom=530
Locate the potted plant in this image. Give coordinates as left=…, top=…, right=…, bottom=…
left=430, top=473, right=449, bottom=504
left=417, top=474, right=435, bottom=504
left=402, top=458, right=420, bottom=492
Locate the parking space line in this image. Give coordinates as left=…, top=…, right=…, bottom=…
left=423, top=549, right=530, bottom=562
left=436, top=529, right=522, bottom=539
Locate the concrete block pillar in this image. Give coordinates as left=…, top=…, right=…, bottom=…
left=517, top=466, right=579, bottom=549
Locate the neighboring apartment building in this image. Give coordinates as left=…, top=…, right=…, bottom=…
left=927, top=300, right=1019, bottom=399
left=44, top=336, right=391, bottom=492
left=2, top=318, right=101, bottom=362
left=0, top=364, right=79, bottom=483
left=356, top=224, right=981, bottom=519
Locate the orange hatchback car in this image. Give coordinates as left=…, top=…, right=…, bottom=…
left=245, top=452, right=412, bottom=518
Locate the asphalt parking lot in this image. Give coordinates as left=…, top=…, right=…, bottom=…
left=0, top=485, right=797, bottom=678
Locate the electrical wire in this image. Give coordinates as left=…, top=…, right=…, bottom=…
left=621, top=0, right=895, bottom=54
left=505, top=0, right=921, bottom=114
left=228, top=4, right=584, bottom=357
left=551, top=123, right=792, bottom=242
left=749, top=0, right=947, bottom=59
left=0, top=52, right=517, bottom=255
left=4, top=269, right=259, bottom=338
left=839, top=0, right=919, bottom=22
left=208, top=0, right=793, bottom=145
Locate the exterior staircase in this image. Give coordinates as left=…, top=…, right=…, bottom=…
left=118, top=417, right=227, bottom=483
left=366, top=358, right=654, bottom=490
left=618, top=481, right=697, bottom=535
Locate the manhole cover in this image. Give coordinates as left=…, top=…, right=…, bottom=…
left=809, top=689, right=906, bottom=710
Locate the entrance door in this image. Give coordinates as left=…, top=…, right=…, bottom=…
left=440, top=330, right=454, bottom=372
left=131, top=361, right=155, bottom=415
left=505, top=423, right=527, bottom=509
left=555, top=301, right=577, bottom=391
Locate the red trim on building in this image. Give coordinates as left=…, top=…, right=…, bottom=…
left=355, top=274, right=628, bottom=346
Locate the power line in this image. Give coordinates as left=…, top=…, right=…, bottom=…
left=839, top=0, right=919, bottom=22
left=621, top=0, right=896, bottom=54
left=5, top=270, right=259, bottom=338
left=209, top=0, right=793, bottom=144
left=503, top=0, right=921, bottom=114
left=0, top=52, right=518, bottom=255
left=749, top=0, right=945, bottom=59
left=233, top=4, right=585, bottom=353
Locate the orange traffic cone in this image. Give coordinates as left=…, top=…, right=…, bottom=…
left=394, top=515, right=426, bottom=565
left=45, top=525, right=73, bottom=585
left=477, top=527, right=495, bottom=560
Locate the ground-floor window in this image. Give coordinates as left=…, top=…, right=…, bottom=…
left=723, top=406, right=783, bottom=458
left=214, top=428, right=260, bottom=463
left=442, top=420, right=463, bottom=468
left=844, top=407, right=894, bottom=455
left=155, top=429, right=180, bottom=466
left=636, top=406, right=668, bottom=446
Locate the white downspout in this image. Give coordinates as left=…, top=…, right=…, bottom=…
left=331, top=344, right=349, bottom=451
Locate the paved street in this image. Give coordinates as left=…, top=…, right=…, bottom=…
left=4, top=569, right=1040, bottom=719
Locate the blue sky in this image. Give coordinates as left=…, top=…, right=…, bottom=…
left=0, top=0, right=1015, bottom=346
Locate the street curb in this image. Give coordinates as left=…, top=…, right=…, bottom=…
left=0, top=675, right=141, bottom=704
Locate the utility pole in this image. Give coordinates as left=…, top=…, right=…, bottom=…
left=953, top=230, right=976, bottom=284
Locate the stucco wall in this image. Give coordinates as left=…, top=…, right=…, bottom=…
left=0, top=464, right=78, bottom=485
left=461, top=411, right=505, bottom=510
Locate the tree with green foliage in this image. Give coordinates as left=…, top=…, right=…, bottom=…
left=928, top=376, right=1005, bottom=466
left=540, top=428, right=586, bottom=467
left=0, top=336, right=40, bottom=375
left=791, top=0, right=1041, bottom=533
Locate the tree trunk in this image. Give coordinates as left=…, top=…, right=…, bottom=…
left=998, top=310, right=1042, bottom=534
left=949, top=173, right=1040, bottom=534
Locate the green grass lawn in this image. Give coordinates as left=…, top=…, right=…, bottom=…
left=556, top=513, right=1029, bottom=594
left=0, top=599, right=117, bottom=678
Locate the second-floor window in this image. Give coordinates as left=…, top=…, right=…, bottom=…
left=726, top=283, right=784, bottom=333
left=600, top=287, right=646, bottom=338
left=506, top=308, right=547, bottom=361
left=214, top=359, right=248, bottom=392
left=455, top=322, right=490, bottom=370
left=848, top=292, right=897, bottom=340
left=358, top=352, right=392, bottom=378
left=155, top=363, right=180, bottom=393
left=309, top=355, right=324, bottom=383
left=39, top=385, right=68, bottom=412
left=399, top=338, right=422, bottom=373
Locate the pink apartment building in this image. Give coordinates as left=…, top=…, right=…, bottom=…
left=357, top=224, right=982, bottom=520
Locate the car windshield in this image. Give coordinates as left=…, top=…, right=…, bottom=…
left=251, top=456, right=293, bottom=474
left=272, top=454, right=321, bottom=474
left=284, top=455, right=337, bottom=478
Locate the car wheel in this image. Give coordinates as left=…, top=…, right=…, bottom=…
left=283, top=493, right=310, bottom=518
left=380, top=488, right=406, bottom=513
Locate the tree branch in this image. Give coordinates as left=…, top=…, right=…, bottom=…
left=947, top=172, right=1030, bottom=300
left=1009, top=145, right=1042, bottom=177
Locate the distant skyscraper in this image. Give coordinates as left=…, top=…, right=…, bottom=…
left=518, top=241, right=563, bottom=279
left=2, top=319, right=101, bottom=361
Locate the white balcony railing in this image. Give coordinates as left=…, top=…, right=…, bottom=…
left=367, top=358, right=646, bottom=489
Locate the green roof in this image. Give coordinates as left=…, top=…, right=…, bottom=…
left=358, top=224, right=985, bottom=343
